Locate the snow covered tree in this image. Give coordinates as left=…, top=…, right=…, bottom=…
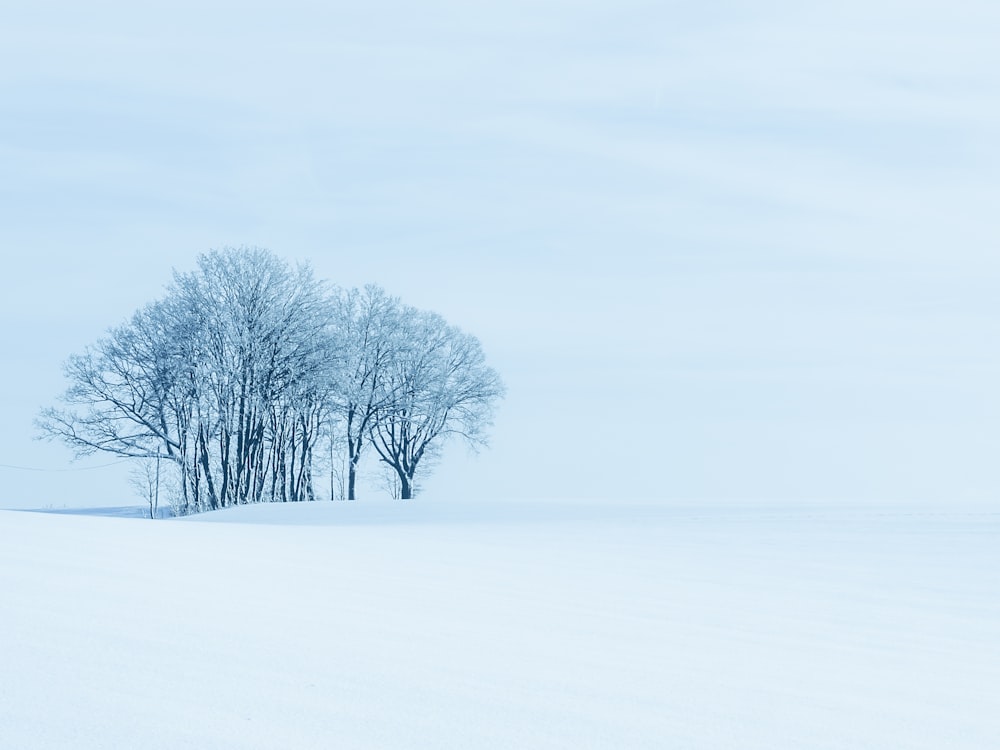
left=164, top=248, right=334, bottom=509
left=130, top=453, right=163, bottom=519
left=368, top=309, right=505, bottom=500
left=40, top=248, right=336, bottom=513
left=37, top=297, right=190, bottom=464
left=40, top=247, right=505, bottom=513
left=328, top=285, right=401, bottom=500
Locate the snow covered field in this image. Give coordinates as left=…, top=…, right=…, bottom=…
left=2, top=498, right=998, bottom=749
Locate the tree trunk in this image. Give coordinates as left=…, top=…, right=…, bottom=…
left=152, top=452, right=160, bottom=519
left=346, top=428, right=362, bottom=501
left=348, top=457, right=358, bottom=501
left=198, top=427, right=219, bottom=510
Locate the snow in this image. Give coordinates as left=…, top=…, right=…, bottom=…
left=2, top=498, right=998, bottom=749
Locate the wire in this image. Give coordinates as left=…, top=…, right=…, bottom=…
left=0, top=460, right=130, bottom=473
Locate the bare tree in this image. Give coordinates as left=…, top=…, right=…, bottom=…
left=368, top=309, right=505, bottom=500
left=129, top=452, right=163, bottom=519
left=40, top=248, right=505, bottom=513
left=37, top=298, right=189, bottom=467
left=166, top=247, right=334, bottom=508
left=329, top=285, right=401, bottom=500
left=40, top=247, right=337, bottom=514
left=378, top=464, right=403, bottom=500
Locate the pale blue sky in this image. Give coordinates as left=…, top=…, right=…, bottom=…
left=2, top=0, right=999, bottom=506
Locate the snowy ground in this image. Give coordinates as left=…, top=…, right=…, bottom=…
left=1, top=497, right=998, bottom=749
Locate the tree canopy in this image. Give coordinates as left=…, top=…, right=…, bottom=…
left=38, top=247, right=504, bottom=512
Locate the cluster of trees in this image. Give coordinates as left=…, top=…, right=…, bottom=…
left=38, top=248, right=504, bottom=514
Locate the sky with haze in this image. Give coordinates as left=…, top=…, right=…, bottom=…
left=2, top=0, right=999, bottom=508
